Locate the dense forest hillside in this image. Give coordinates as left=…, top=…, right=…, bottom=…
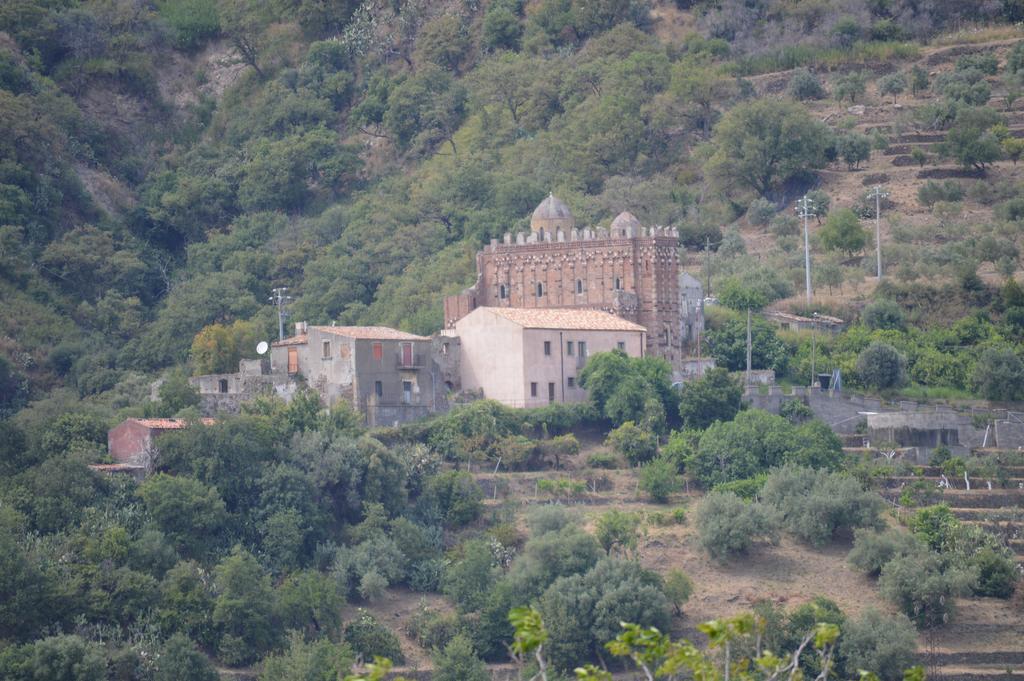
left=5, top=0, right=1024, bottom=416
left=3, top=0, right=1024, bottom=679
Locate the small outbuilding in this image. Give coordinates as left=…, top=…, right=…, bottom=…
left=106, top=417, right=215, bottom=473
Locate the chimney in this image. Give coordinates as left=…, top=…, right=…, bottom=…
left=295, top=321, right=308, bottom=335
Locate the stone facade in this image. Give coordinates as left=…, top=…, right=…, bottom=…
left=107, top=418, right=215, bottom=474
left=444, top=198, right=683, bottom=366
left=269, top=324, right=453, bottom=427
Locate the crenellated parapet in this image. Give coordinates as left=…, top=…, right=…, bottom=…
left=486, top=225, right=680, bottom=252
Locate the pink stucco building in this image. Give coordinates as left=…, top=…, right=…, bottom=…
left=454, top=307, right=646, bottom=408
left=106, top=417, right=215, bottom=473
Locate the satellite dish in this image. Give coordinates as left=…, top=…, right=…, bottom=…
left=256, top=341, right=269, bottom=355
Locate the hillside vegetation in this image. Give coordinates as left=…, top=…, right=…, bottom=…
left=3, top=1, right=1024, bottom=679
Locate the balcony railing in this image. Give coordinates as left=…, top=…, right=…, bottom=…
left=396, top=354, right=425, bottom=370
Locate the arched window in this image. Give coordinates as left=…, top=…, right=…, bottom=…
left=576, top=279, right=583, bottom=294
left=499, top=284, right=508, bottom=299
left=536, top=282, right=544, bottom=297
left=614, top=277, right=622, bottom=290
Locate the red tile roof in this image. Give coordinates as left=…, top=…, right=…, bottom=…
left=312, top=326, right=430, bottom=341
left=129, top=418, right=216, bottom=429
left=271, top=334, right=308, bottom=347
left=472, top=307, right=647, bottom=332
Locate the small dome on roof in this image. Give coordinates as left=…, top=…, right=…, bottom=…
left=610, top=211, right=642, bottom=237
left=531, top=193, right=575, bottom=234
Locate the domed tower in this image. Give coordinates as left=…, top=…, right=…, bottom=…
left=609, top=211, right=642, bottom=238
left=531, top=193, right=575, bottom=237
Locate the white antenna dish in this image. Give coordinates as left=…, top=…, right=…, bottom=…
left=256, top=341, right=269, bottom=355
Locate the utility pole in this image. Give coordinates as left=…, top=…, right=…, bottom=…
left=746, top=307, right=752, bottom=386
left=796, top=195, right=816, bottom=305
left=269, top=287, right=292, bottom=341
left=810, top=312, right=818, bottom=388
left=867, top=185, right=889, bottom=279
left=704, top=235, right=712, bottom=297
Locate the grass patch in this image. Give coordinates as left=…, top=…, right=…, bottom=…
left=932, top=24, right=1024, bottom=46
left=895, top=384, right=974, bottom=401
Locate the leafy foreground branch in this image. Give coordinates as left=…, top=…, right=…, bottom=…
left=346, top=606, right=924, bottom=681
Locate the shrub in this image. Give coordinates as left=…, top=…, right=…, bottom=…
left=606, top=421, right=658, bottom=466
left=424, top=471, right=484, bottom=528
left=663, top=569, right=694, bottom=615
left=878, top=553, right=975, bottom=627
left=788, top=69, right=827, bottom=100
left=712, top=475, right=767, bottom=500
left=696, top=491, right=779, bottom=561
left=908, top=504, right=958, bottom=551
left=840, top=609, right=918, bottom=681
left=917, top=180, right=964, bottom=206
left=856, top=342, right=906, bottom=390
left=158, top=0, right=220, bottom=51
left=747, top=197, right=776, bottom=226
left=639, top=456, right=681, bottom=503
left=526, top=505, right=576, bottom=536
left=862, top=299, right=905, bottom=331
left=594, top=510, right=642, bottom=556
left=770, top=213, right=800, bottom=237
left=432, top=634, right=488, bottom=681
left=971, top=346, right=1024, bottom=401
left=848, top=528, right=924, bottom=577
left=344, top=611, right=405, bottom=663
left=971, top=546, right=1019, bottom=598
left=586, top=451, right=621, bottom=469
left=779, top=399, right=814, bottom=423
left=760, top=465, right=884, bottom=546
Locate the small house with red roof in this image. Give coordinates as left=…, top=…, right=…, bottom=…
left=106, top=417, right=215, bottom=473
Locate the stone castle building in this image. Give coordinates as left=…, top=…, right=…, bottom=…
left=443, top=195, right=684, bottom=365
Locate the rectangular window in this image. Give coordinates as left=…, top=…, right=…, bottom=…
left=402, top=380, right=412, bottom=404
left=579, top=341, right=588, bottom=358
left=530, top=382, right=537, bottom=397
left=567, top=377, right=575, bottom=388
left=372, top=342, right=383, bottom=362
left=322, top=341, right=331, bottom=358
left=543, top=340, right=551, bottom=356
left=617, top=341, right=626, bottom=351
left=548, top=382, right=555, bottom=402
left=401, top=342, right=413, bottom=366
left=374, top=380, right=383, bottom=398
left=566, top=341, right=574, bottom=356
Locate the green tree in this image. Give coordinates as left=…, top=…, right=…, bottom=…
left=787, top=69, right=826, bottom=100
left=344, top=611, right=405, bottom=664
left=443, top=539, right=498, bottom=613
left=606, top=421, right=658, bottom=466
left=863, top=299, right=906, bottom=330
left=677, top=368, right=742, bottom=430
left=707, top=99, right=833, bottom=199
left=705, top=316, right=789, bottom=374
left=594, top=509, right=642, bottom=557
left=696, top=491, right=778, bottom=561
left=855, top=342, right=906, bottom=390
left=833, top=71, right=867, bottom=103
left=639, top=456, right=680, bottom=503
left=663, top=569, right=694, bottom=615
left=835, top=133, right=871, bottom=170
left=840, top=610, right=918, bottom=681
left=877, top=73, right=906, bottom=104
left=212, top=546, right=279, bottom=665
left=158, top=560, right=217, bottom=647
left=938, top=107, right=1004, bottom=171
left=25, top=635, right=106, bottom=681
left=819, top=208, right=868, bottom=255
left=154, top=633, right=219, bottom=681
left=137, top=474, right=228, bottom=558
left=189, top=319, right=263, bottom=375
left=971, top=346, right=1024, bottom=400
left=414, top=14, right=469, bottom=71
left=879, top=552, right=975, bottom=627
left=258, top=633, right=353, bottom=681
left=432, top=634, right=488, bottom=681
left=218, top=0, right=271, bottom=76
left=910, top=65, right=929, bottom=95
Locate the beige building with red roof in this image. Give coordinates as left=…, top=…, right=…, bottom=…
left=454, top=307, right=646, bottom=408
left=269, top=322, right=456, bottom=426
